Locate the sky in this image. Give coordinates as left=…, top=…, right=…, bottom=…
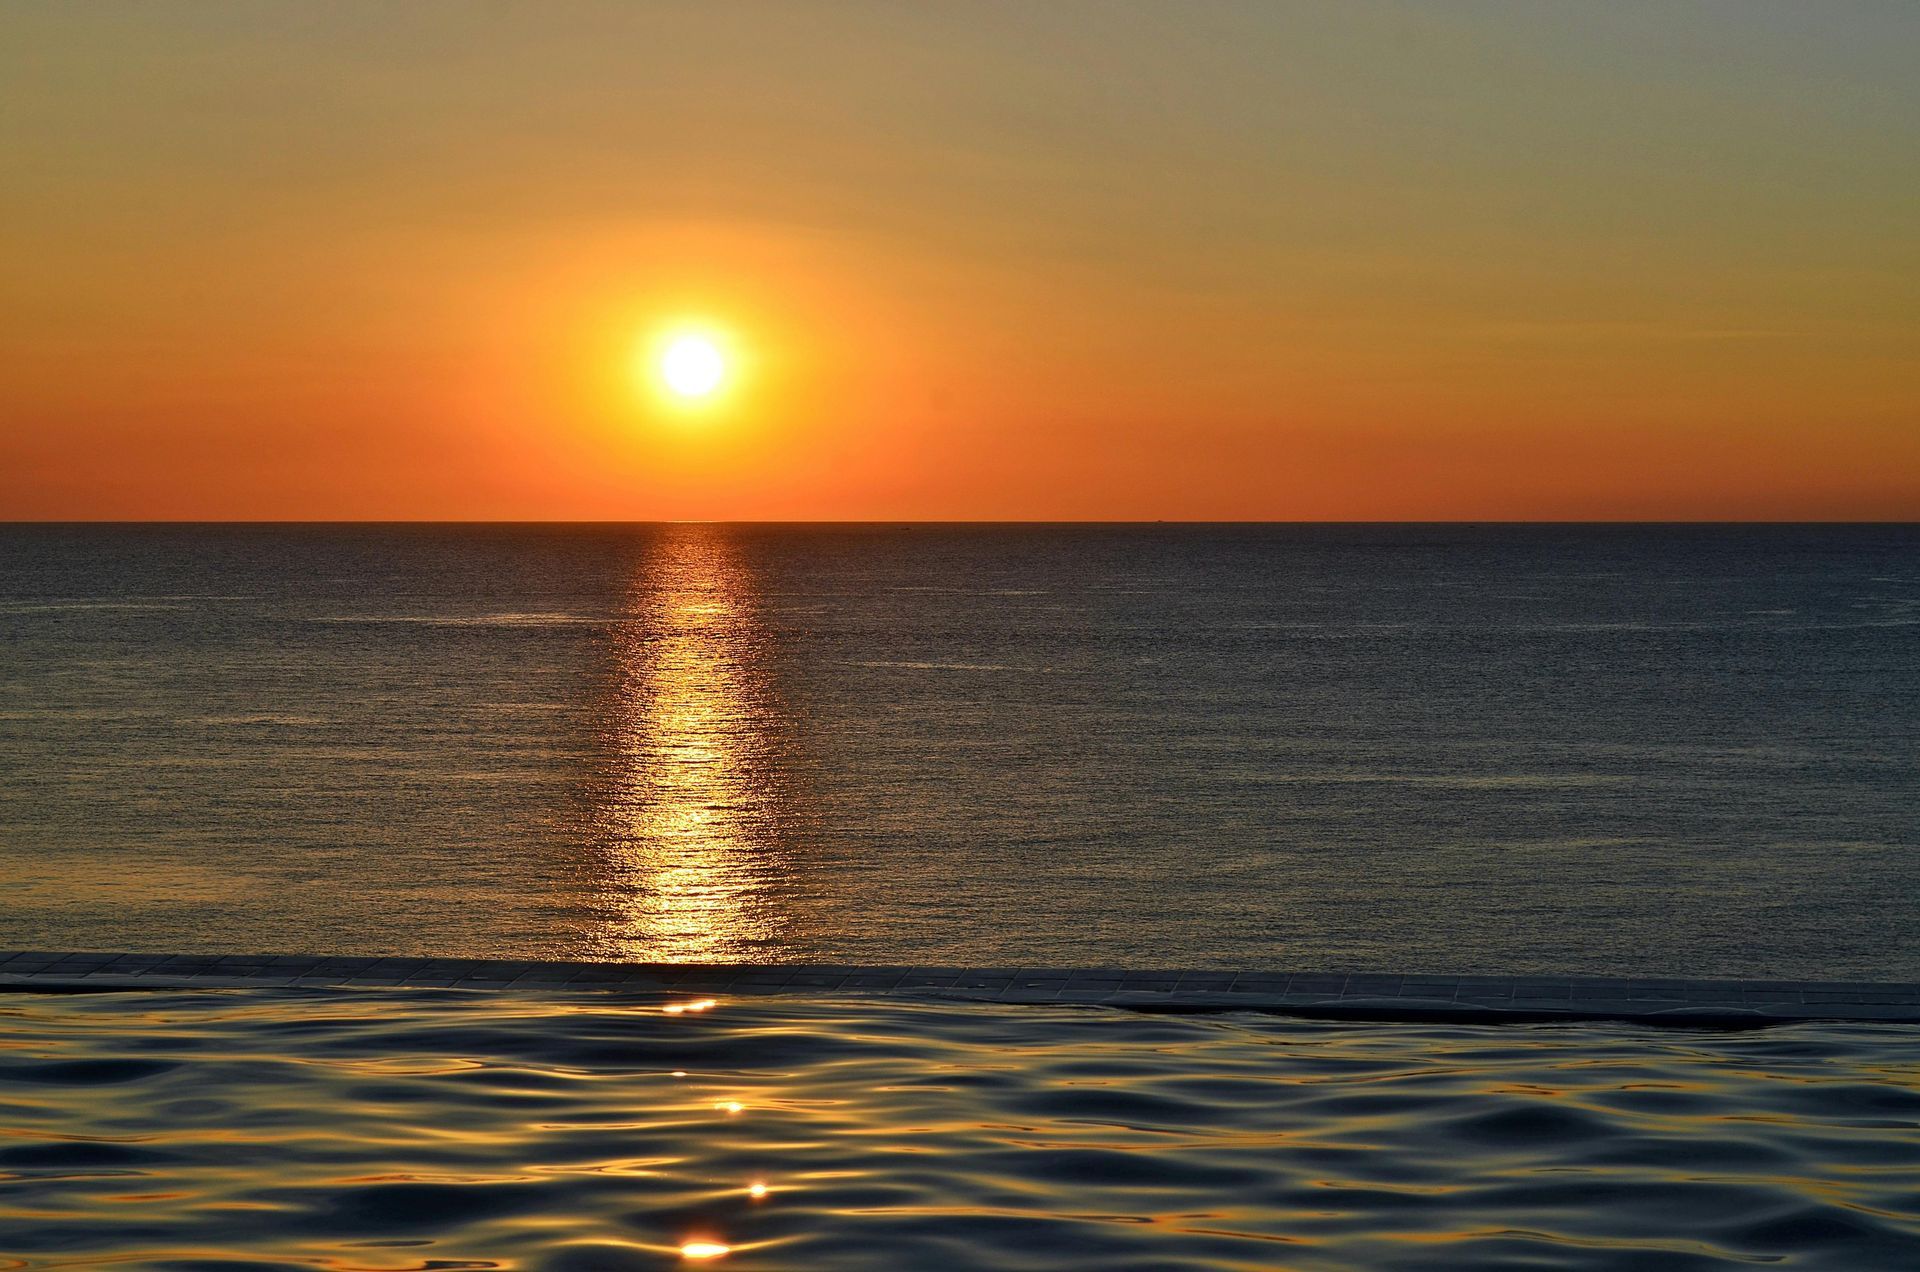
left=2, top=1, right=1916, bottom=520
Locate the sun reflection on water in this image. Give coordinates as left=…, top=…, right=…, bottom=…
left=11, top=990, right=1918, bottom=1268
left=586, top=526, right=792, bottom=961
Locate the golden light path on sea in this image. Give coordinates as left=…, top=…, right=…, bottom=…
left=591, top=525, right=788, bottom=960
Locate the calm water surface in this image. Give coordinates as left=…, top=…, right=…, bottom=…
left=1, top=987, right=1917, bottom=1270
left=2, top=524, right=1917, bottom=976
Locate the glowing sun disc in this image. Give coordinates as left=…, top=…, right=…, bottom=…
left=660, top=335, right=726, bottom=399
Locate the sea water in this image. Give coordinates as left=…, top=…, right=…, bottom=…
left=3, top=523, right=1917, bottom=977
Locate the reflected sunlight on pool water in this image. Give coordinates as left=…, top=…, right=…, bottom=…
left=2, top=986, right=1917, bottom=1270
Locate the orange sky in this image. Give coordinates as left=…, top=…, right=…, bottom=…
left=3, top=2, right=1917, bottom=520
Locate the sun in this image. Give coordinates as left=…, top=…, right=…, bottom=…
left=633, top=320, right=745, bottom=416
left=657, top=332, right=728, bottom=401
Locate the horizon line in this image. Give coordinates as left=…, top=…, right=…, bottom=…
left=4, top=518, right=1919, bottom=528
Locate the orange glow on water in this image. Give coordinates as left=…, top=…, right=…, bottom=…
left=584, top=525, right=790, bottom=961
left=9, top=985, right=1911, bottom=1267
left=663, top=998, right=719, bottom=1015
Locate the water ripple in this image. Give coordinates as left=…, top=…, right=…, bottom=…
left=0, top=988, right=1917, bottom=1269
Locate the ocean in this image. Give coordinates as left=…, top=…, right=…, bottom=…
left=3, top=523, right=1917, bottom=978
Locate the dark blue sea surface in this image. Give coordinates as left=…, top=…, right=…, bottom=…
left=2, top=523, right=1916, bottom=976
